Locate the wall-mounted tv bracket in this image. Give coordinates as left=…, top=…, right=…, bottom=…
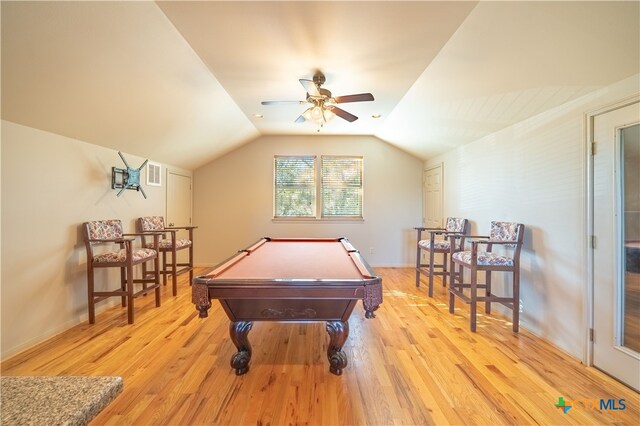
left=112, top=151, right=148, bottom=199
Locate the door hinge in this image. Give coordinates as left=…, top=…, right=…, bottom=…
left=591, top=141, right=597, bottom=156
left=589, top=328, right=594, bottom=342
left=590, top=235, right=596, bottom=249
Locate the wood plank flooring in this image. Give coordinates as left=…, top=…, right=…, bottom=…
left=2, top=267, right=638, bottom=425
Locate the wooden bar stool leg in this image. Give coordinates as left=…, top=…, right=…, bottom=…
left=415, top=229, right=422, bottom=287
left=126, top=263, right=134, bottom=324
left=428, top=249, right=435, bottom=297
left=153, top=255, right=161, bottom=308
left=188, top=244, right=194, bottom=284
left=513, top=270, right=520, bottom=332
left=120, top=267, right=127, bottom=307
left=141, top=262, right=148, bottom=291
left=171, top=251, right=178, bottom=296
left=449, top=263, right=457, bottom=314
left=415, top=249, right=421, bottom=287
left=470, top=268, right=477, bottom=332
left=87, top=266, right=96, bottom=324
left=485, top=271, right=492, bottom=314
left=162, top=252, right=168, bottom=285
left=442, top=253, right=448, bottom=287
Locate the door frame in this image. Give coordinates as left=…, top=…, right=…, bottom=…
left=165, top=169, right=193, bottom=226
left=423, top=163, right=444, bottom=227
left=585, top=94, right=640, bottom=366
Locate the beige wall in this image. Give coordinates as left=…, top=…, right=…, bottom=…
left=0, top=120, right=191, bottom=359
left=425, top=74, right=640, bottom=360
left=193, top=135, right=422, bottom=268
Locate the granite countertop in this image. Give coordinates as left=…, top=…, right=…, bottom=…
left=1, top=376, right=123, bottom=426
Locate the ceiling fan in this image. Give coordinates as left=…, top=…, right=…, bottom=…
left=261, top=71, right=374, bottom=125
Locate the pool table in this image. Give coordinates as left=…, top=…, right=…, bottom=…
left=192, top=237, right=383, bottom=375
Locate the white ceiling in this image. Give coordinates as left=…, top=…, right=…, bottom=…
left=2, top=1, right=639, bottom=170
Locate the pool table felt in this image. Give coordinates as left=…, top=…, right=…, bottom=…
left=208, top=239, right=369, bottom=280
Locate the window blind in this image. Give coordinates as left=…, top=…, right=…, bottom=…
left=321, top=156, right=363, bottom=217
left=274, top=156, right=316, bottom=217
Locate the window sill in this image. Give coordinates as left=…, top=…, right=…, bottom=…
left=272, top=217, right=365, bottom=223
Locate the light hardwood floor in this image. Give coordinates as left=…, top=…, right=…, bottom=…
left=2, top=267, right=638, bottom=425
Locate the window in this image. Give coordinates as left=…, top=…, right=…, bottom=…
left=274, top=156, right=316, bottom=217
left=321, top=156, right=363, bottom=218
left=274, top=155, right=363, bottom=219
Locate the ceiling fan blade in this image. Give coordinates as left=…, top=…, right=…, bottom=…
left=261, top=100, right=307, bottom=105
left=334, top=93, right=375, bottom=103
left=330, top=106, right=358, bottom=122
left=299, top=79, right=321, bottom=97
left=296, top=107, right=313, bottom=123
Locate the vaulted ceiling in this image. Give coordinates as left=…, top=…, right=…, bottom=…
left=2, top=1, right=638, bottom=170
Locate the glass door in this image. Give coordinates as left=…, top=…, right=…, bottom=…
left=592, top=102, right=640, bottom=391
left=621, top=124, right=640, bottom=354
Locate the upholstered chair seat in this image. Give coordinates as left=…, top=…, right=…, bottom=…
left=93, top=248, right=157, bottom=264
left=150, top=238, right=192, bottom=250
left=452, top=251, right=514, bottom=267
left=418, top=239, right=452, bottom=251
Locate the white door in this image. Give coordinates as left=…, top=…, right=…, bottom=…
left=592, top=100, right=640, bottom=391
left=424, top=164, right=443, bottom=228
left=423, top=164, right=443, bottom=263
left=166, top=171, right=193, bottom=264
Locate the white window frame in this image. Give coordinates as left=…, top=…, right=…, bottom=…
left=273, top=155, right=364, bottom=221
left=273, top=155, right=317, bottom=219
left=320, top=155, right=363, bottom=219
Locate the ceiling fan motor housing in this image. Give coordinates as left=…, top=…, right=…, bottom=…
left=318, top=88, right=332, bottom=99
left=312, top=71, right=326, bottom=87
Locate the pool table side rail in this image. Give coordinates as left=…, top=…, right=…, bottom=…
left=192, top=278, right=382, bottom=319
left=202, top=237, right=269, bottom=279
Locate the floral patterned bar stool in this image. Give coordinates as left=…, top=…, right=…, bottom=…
left=415, top=217, right=468, bottom=297
left=82, top=219, right=161, bottom=324
left=137, top=216, right=196, bottom=296
left=449, top=221, right=525, bottom=332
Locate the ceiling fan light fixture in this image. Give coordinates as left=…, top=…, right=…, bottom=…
left=323, top=108, right=335, bottom=121
left=311, top=106, right=323, bottom=119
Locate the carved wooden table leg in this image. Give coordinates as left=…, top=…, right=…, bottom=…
left=326, top=320, right=349, bottom=375
left=196, top=303, right=211, bottom=318
left=364, top=306, right=378, bottom=319
left=229, top=321, right=253, bottom=375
